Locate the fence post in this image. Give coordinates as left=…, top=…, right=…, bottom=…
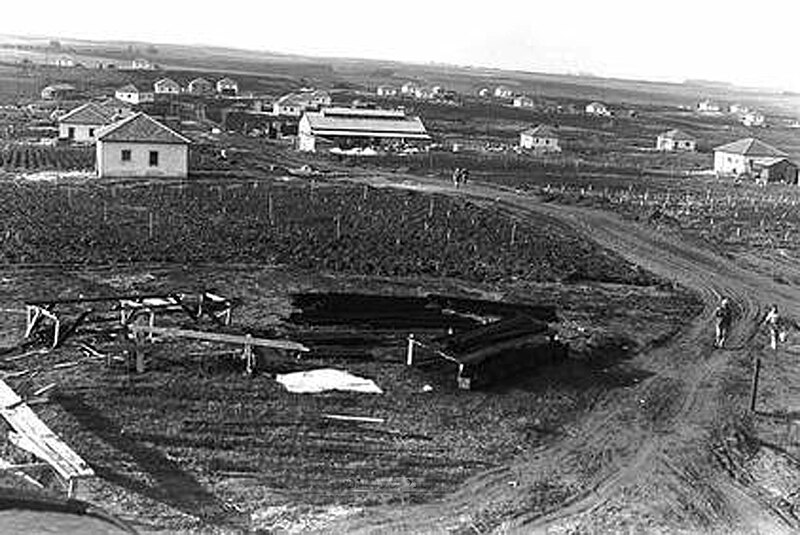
left=750, top=357, right=761, bottom=413
left=406, top=334, right=415, bottom=366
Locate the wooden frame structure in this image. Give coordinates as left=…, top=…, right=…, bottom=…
left=0, top=379, right=94, bottom=497
left=128, top=325, right=310, bottom=375
left=24, top=291, right=233, bottom=348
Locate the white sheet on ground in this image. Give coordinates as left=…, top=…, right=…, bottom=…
left=276, top=368, right=383, bottom=394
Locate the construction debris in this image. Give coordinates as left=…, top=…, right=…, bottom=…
left=276, top=369, right=383, bottom=394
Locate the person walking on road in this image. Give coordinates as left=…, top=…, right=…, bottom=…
left=714, top=297, right=733, bottom=348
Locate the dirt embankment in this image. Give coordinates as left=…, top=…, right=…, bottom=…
left=327, top=174, right=800, bottom=534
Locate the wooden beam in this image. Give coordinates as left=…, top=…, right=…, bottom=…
left=129, top=325, right=309, bottom=353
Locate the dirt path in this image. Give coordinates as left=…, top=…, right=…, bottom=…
left=327, top=174, right=800, bottom=534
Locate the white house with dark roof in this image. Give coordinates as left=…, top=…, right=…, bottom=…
left=154, top=78, right=181, bottom=95
left=520, top=125, right=561, bottom=152
left=586, top=101, right=611, bottom=117
left=713, top=138, right=788, bottom=176
left=298, top=107, right=429, bottom=152
left=115, top=84, right=154, bottom=105
left=216, top=78, right=239, bottom=96
left=58, top=102, right=128, bottom=142
left=273, top=90, right=332, bottom=117
left=656, top=129, right=696, bottom=152
left=95, top=112, right=191, bottom=178
left=742, top=111, right=765, bottom=127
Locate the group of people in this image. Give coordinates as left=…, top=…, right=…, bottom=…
left=714, top=297, right=789, bottom=351
left=452, top=167, right=469, bottom=188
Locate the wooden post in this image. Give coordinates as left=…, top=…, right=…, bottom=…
left=134, top=330, right=146, bottom=374
left=148, top=212, right=154, bottom=239
left=67, top=478, right=77, bottom=498
left=510, top=222, right=517, bottom=246
left=335, top=215, right=341, bottom=240
left=406, top=334, right=415, bottom=366
left=750, top=357, right=761, bottom=412
left=268, top=194, right=274, bottom=225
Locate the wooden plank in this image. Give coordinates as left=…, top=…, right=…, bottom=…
left=129, top=325, right=309, bottom=352
left=0, top=380, right=94, bottom=481
left=321, top=414, right=385, bottom=424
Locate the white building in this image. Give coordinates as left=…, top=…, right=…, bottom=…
left=494, top=86, right=514, bottom=98
left=478, top=87, right=491, bottom=98
left=58, top=102, right=128, bottom=143
left=520, top=125, right=561, bottom=152
left=697, top=100, right=722, bottom=113
left=656, top=129, right=696, bottom=152
left=376, top=85, right=398, bottom=96
left=586, top=101, right=611, bottom=117
left=54, top=56, right=75, bottom=68
left=130, top=58, right=155, bottom=70
left=742, top=111, right=765, bottom=127
left=401, top=82, right=419, bottom=95
left=298, top=107, right=429, bottom=152
left=513, top=95, right=535, bottom=108
left=115, top=84, right=154, bottom=105
left=272, top=90, right=332, bottom=117
left=216, top=77, right=239, bottom=96
left=414, top=87, right=432, bottom=99
left=154, top=78, right=181, bottom=95
left=96, top=113, right=191, bottom=178
left=713, top=138, right=787, bottom=176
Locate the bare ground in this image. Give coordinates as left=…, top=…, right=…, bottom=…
left=322, top=173, right=800, bottom=534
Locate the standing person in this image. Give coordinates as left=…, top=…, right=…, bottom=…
left=714, top=297, right=733, bottom=348
left=763, top=304, right=782, bottom=351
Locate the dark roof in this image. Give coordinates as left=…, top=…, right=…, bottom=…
left=659, top=129, right=695, bottom=141
left=303, top=109, right=429, bottom=138
left=116, top=84, right=141, bottom=94
left=97, top=113, right=191, bottom=144
left=521, top=125, right=558, bottom=138
left=714, top=138, right=786, bottom=157
left=59, top=102, right=119, bottom=125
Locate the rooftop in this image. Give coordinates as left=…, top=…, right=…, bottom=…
left=714, top=138, right=786, bottom=157
left=58, top=102, right=120, bottom=125
left=659, top=129, right=695, bottom=141
left=303, top=110, right=429, bottom=139
left=522, top=125, right=558, bottom=138
left=97, top=112, right=191, bottom=145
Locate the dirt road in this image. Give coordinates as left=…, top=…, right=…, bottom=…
left=330, top=174, right=800, bottom=534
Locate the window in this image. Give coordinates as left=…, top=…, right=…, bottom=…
left=149, top=151, right=159, bottom=167
left=88, top=128, right=95, bottom=138
left=67, top=127, right=75, bottom=139
left=121, top=149, right=131, bottom=162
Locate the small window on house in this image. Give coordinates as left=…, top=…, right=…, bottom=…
left=121, top=149, right=131, bottom=162
left=88, top=128, right=95, bottom=137
left=67, top=127, right=75, bottom=139
left=149, top=151, right=159, bottom=167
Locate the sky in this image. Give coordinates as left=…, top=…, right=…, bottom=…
left=2, top=0, right=799, bottom=91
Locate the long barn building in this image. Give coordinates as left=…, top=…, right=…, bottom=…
left=298, top=107, right=429, bottom=152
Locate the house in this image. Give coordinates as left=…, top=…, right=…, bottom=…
left=187, top=78, right=215, bottom=96
left=713, top=138, right=788, bottom=176
left=115, top=84, right=155, bottom=105
left=58, top=102, right=127, bottom=142
left=216, top=77, right=238, bottom=96
left=697, top=100, right=721, bottom=113
left=753, top=158, right=799, bottom=185
left=40, top=83, right=77, bottom=100
left=656, top=129, right=696, bottom=152
left=478, top=87, right=491, bottom=98
left=414, top=87, right=432, bottom=99
left=729, top=103, right=747, bottom=114
left=494, top=86, right=514, bottom=98
left=742, top=111, right=765, bottom=127
left=431, top=86, right=444, bottom=96
left=376, top=85, right=398, bottom=97
left=297, top=107, right=429, bottom=152
left=95, top=112, right=191, bottom=178
left=513, top=95, right=535, bottom=108
left=520, top=125, right=561, bottom=153
left=585, top=101, right=611, bottom=117
left=54, top=56, right=75, bottom=68
left=272, top=90, right=332, bottom=117
left=130, top=58, right=155, bottom=70
left=154, top=78, right=181, bottom=95
left=401, top=82, right=419, bottom=95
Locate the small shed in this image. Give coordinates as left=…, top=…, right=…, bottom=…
left=154, top=78, right=181, bottom=95
left=753, top=158, right=798, bottom=185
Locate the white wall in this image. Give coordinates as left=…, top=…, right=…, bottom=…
left=520, top=134, right=560, bottom=152
left=97, top=142, right=188, bottom=178
left=714, top=151, right=747, bottom=175
left=59, top=123, right=101, bottom=142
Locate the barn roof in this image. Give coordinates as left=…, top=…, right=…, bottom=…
left=303, top=109, right=429, bottom=139
left=58, top=102, right=119, bottom=125
left=714, top=138, right=786, bottom=157
left=97, top=112, right=191, bottom=144
left=659, top=129, right=695, bottom=141
left=522, top=125, right=558, bottom=138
